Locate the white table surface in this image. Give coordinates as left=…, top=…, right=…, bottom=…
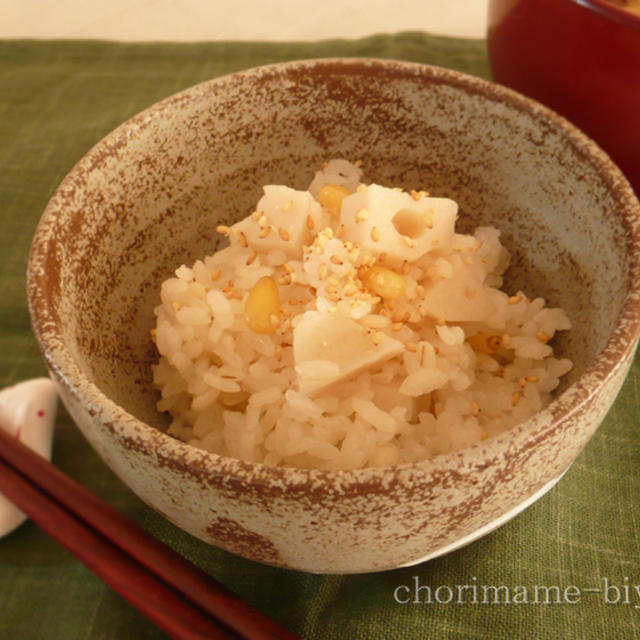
left=1, top=0, right=487, bottom=41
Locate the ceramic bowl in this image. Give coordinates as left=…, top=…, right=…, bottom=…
left=488, top=0, right=640, bottom=195
left=27, top=59, right=640, bottom=573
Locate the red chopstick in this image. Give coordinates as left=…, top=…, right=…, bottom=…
left=0, top=426, right=300, bottom=640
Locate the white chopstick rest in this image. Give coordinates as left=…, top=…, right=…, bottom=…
left=0, top=378, right=58, bottom=537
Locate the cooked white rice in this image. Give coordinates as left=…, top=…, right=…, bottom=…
left=151, top=160, right=572, bottom=470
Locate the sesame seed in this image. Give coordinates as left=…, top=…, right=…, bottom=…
left=526, top=375, right=539, bottom=383
left=536, top=330, right=550, bottom=342
left=171, top=301, right=182, bottom=311
left=501, top=333, right=511, bottom=346
left=330, top=255, right=343, bottom=265
left=519, top=377, right=527, bottom=388
left=246, top=251, right=258, bottom=265
left=283, top=262, right=294, bottom=274
left=239, top=231, right=248, bottom=247
left=480, top=430, right=488, bottom=441
left=336, top=224, right=345, bottom=239
left=471, top=401, right=480, bottom=416
left=392, top=322, right=403, bottom=332
left=512, top=391, right=521, bottom=406
left=402, top=235, right=414, bottom=248
left=216, top=224, right=229, bottom=235
left=371, top=226, right=380, bottom=242
left=424, top=215, right=434, bottom=229
left=150, top=328, right=157, bottom=338
left=401, top=260, right=409, bottom=275
left=306, top=215, right=314, bottom=230
left=210, top=269, right=221, bottom=281
left=410, top=190, right=421, bottom=201
left=278, top=227, right=290, bottom=241
left=356, top=208, right=369, bottom=222
left=371, top=331, right=382, bottom=346
left=258, top=226, right=271, bottom=239
left=258, top=215, right=268, bottom=228
left=405, top=341, right=418, bottom=352
left=283, top=200, right=293, bottom=212
left=509, top=295, right=522, bottom=305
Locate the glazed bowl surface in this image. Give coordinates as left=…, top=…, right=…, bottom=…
left=488, top=0, right=640, bottom=195
left=27, top=58, right=640, bottom=573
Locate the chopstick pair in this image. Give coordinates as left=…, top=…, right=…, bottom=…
left=0, top=425, right=300, bottom=640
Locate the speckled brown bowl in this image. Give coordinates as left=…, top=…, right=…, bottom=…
left=27, top=59, right=640, bottom=573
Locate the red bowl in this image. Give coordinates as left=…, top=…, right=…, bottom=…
left=487, top=0, right=640, bottom=195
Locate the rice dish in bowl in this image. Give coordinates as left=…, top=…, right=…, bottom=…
left=152, top=159, right=572, bottom=470
left=27, top=59, right=640, bottom=572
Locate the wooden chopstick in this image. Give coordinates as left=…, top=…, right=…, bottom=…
left=0, top=426, right=300, bottom=640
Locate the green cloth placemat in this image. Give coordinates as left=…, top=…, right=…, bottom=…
left=0, top=35, right=638, bottom=640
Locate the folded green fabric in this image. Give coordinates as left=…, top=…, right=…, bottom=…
left=0, top=35, right=638, bottom=640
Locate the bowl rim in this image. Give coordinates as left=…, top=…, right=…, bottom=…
left=574, top=0, right=640, bottom=31
left=27, top=57, right=640, bottom=491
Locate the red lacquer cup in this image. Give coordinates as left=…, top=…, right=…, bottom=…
left=488, top=0, right=640, bottom=195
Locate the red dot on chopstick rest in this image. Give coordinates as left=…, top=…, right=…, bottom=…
left=37, top=410, right=45, bottom=417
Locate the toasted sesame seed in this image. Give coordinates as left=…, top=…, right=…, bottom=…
left=239, top=231, right=248, bottom=247
left=519, top=377, right=527, bottom=388
left=371, top=226, right=380, bottom=242
left=401, top=260, right=409, bottom=275
left=356, top=208, right=369, bottom=222
left=501, top=333, right=511, bottom=346
left=480, top=430, right=488, bottom=441
left=465, top=256, right=474, bottom=265
left=278, top=227, right=290, bottom=241
left=150, top=328, right=157, bottom=338
left=410, top=190, right=421, bottom=201
left=330, top=255, right=343, bottom=265
left=319, top=264, right=328, bottom=279
left=258, top=226, right=271, bottom=239
left=216, top=224, right=229, bottom=235
left=405, top=341, right=418, bottom=352
left=269, top=313, right=280, bottom=327
left=210, top=269, right=221, bottom=281
left=509, top=295, right=522, bottom=305
left=258, top=215, right=268, bottom=228
left=537, top=330, right=550, bottom=342
left=392, top=322, right=403, bottom=332
left=512, top=391, right=521, bottom=406
left=171, top=301, right=182, bottom=311
left=526, top=375, right=539, bottom=383
left=336, top=224, right=346, bottom=239
left=246, top=251, right=258, bottom=265
left=283, top=200, right=293, bottom=212
left=471, top=401, right=480, bottom=416
left=283, top=262, right=294, bottom=274
left=424, top=214, right=434, bottom=229
left=306, top=215, right=314, bottom=230
left=324, top=227, right=334, bottom=239
left=402, top=235, right=414, bottom=248
left=371, top=331, right=382, bottom=346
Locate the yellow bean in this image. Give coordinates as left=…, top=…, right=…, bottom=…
left=317, top=184, right=351, bottom=216
left=244, top=276, right=280, bottom=334
left=467, top=332, right=502, bottom=354
left=362, top=265, right=406, bottom=300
